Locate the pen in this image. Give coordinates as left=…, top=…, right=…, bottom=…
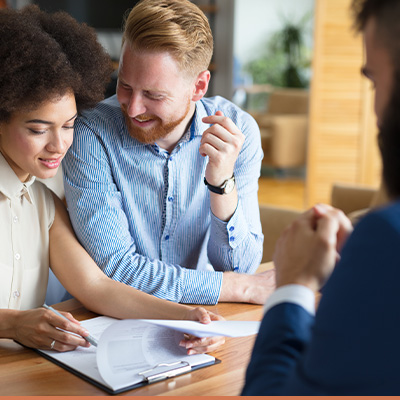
left=43, top=303, right=98, bottom=347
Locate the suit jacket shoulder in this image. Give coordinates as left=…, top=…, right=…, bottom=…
left=243, top=200, right=400, bottom=395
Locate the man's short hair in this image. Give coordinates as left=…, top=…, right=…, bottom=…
left=352, top=0, right=400, bottom=198
left=122, top=0, right=213, bottom=78
left=351, top=0, right=400, bottom=67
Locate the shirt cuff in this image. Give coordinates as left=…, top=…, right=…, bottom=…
left=210, top=199, right=248, bottom=249
left=263, top=284, right=316, bottom=316
left=180, top=268, right=223, bottom=305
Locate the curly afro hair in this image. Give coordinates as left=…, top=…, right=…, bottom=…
left=0, top=5, right=113, bottom=122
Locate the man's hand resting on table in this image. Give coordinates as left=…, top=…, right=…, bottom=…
left=273, top=204, right=353, bottom=293
left=219, top=269, right=276, bottom=304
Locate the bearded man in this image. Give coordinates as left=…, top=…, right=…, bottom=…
left=63, top=0, right=275, bottom=305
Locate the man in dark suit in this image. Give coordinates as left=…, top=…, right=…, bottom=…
left=242, top=0, right=400, bottom=395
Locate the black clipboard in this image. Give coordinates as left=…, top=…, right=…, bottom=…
left=35, top=348, right=221, bottom=395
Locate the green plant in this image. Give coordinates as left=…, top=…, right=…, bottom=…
left=245, top=12, right=312, bottom=88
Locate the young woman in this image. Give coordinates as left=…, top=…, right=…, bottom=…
left=0, top=5, right=224, bottom=353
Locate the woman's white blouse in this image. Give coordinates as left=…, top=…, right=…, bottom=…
left=0, top=153, right=55, bottom=310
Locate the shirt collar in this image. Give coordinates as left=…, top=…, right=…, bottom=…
left=189, top=100, right=213, bottom=140
left=0, top=152, right=36, bottom=203
left=168, top=100, right=210, bottom=149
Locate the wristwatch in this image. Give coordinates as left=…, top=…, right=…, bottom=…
left=204, top=174, right=235, bottom=195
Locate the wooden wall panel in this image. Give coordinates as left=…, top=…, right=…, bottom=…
left=306, top=0, right=381, bottom=206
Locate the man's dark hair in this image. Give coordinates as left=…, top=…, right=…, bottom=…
left=352, top=0, right=400, bottom=198
left=378, top=71, right=400, bottom=199
left=0, top=5, right=113, bottom=122
left=351, top=0, right=400, bottom=67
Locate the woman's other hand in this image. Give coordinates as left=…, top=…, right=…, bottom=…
left=180, top=307, right=225, bottom=354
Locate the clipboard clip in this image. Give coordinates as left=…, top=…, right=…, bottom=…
left=138, top=360, right=191, bottom=383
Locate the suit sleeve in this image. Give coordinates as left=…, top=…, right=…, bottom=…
left=242, top=303, right=314, bottom=395
left=242, top=209, right=400, bottom=395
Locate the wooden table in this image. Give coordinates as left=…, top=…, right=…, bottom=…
left=0, top=263, right=273, bottom=396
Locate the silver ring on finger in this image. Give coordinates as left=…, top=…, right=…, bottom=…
left=50, top=339, right=56, bottom=350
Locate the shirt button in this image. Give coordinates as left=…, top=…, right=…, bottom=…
left=169, top=157, right=173, bottom=161
left=168, top=196, right=174, bottom=202
left=13, top=290, right=20, bottom=298
left=165, top=235, right=170, bottom=240
left=13, top=216, right=19, bottom=223
left=229, top=226, right=234, bottom=232
left=15, top=253, right=21, bottom=260
left=229, top=236, right=235, bottom=242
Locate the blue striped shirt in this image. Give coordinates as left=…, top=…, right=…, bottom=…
left=63, top=95, right=263, bottom=304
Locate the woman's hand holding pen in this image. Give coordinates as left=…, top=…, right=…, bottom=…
left=9, top=308, right=90, bottom=352
left=180, top=307, right=225, bottom=355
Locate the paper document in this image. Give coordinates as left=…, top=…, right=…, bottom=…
left=140, top=319, right=261, bottom=337
left=38, top=316, right=259, bottom=393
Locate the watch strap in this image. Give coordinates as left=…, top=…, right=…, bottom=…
left=204, top=177, right=225, bottom=194
left=204, top=174, right=235, bottom=195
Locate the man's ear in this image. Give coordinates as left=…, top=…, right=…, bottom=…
left=191, top=70, right=210, bottom=102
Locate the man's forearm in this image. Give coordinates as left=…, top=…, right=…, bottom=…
left=219, top=270, right=276, bottom=304
left=209, top=186, right=238, bottom=222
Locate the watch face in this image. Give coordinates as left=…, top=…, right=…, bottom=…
left=224, top=178, right=235, bottom=194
